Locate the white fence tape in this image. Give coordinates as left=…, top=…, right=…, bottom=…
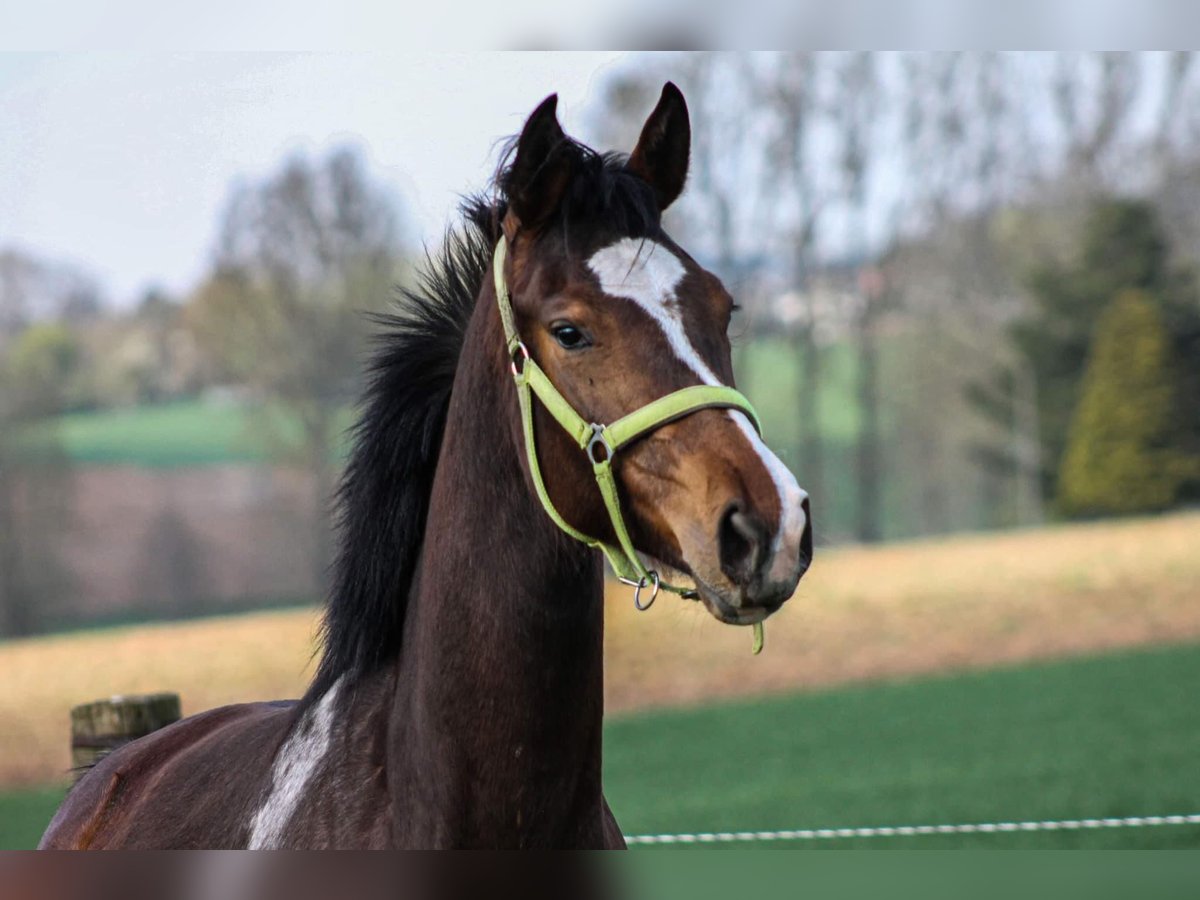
left=625, top=813, right=1200, bottom=845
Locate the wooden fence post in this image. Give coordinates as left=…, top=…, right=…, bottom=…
left=70, top=693, right=181, bottom=779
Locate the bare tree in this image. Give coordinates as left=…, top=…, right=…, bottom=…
left=1152, top=52, right=1196, bottom=167
left=1050, top=52, right=1142, bottom=190
left=0, top=248, right=103, bottom=336
left=754, top=52, right=837, bottom=528
left=826, top=52, right=886, bottom=542
left=188, top=147, right=407, bottom=591
left=877, top=53, right=1045, bottom=534
left=592, top=52, right=780, bottom=294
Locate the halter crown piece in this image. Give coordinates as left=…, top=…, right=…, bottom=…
left=494, top=238, right=767, bottom=653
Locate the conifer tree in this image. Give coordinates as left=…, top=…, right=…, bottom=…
left=1058, top=290, right=1186, bottom=516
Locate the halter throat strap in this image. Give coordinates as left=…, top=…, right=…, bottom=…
left=492, top=237, right=763, bottom=603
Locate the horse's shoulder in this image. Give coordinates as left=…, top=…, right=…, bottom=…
left=39, top=700, right=297, bottom=849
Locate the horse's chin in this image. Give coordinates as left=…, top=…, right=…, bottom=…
left=691, top=578, right=773, bottom=626
left=633, top=555, right=773, bottom=626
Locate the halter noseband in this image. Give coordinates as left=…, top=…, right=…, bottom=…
left=493, top=237, right=765, bottom=618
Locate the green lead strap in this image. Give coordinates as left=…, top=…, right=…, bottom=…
left=494, top=238, right=767, bottom=653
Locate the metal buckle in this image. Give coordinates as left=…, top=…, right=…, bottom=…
left=620, top=571, right=660, bottom=611
left=586, top=424, right=613, bottom=465
left=509, top=342, right=530, bottom=378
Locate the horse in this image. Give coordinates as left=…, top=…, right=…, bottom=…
left=39, top=83, right=812, bottom=850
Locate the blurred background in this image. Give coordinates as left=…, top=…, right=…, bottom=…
left=2, top=52, right=1199, bottom=849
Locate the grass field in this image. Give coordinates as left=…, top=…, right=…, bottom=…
left=3, top=641, right=1198, bottom=850
left=606, top=641, right=1200, bottom=849
left=51, top=400, right=269, bottom=467
left=41, top=399, right=357, bottom=467
left=0, top=786, right=66, bottom=851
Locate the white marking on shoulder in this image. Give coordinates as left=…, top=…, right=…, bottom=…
left=247, top=678, right=343, bottom=849
left=587, top=237, right=808, bottom=589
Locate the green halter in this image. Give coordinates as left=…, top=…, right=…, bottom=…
left=494, top=237, right=765, bottom=636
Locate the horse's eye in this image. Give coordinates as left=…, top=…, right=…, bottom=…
left=551, top=323, right=589, bottom=350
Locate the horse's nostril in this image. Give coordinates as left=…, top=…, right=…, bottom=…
left=799, top=497, right=813, bottom=571
left=718, top=504, right=768, bottom=586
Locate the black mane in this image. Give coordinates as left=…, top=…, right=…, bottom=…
left=308, top=139, right=661, bottom=701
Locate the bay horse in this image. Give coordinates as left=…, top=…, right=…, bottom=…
left=40, top=83, right=812, bottom=850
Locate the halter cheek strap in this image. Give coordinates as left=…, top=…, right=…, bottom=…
left=493, top=237, right=765, bottom=621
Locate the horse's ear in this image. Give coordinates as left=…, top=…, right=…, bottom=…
left=506, top=94, right=573, bottom=233
left=627, top=82, right=691, bottom=212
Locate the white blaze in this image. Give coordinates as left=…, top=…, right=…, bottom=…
left=587, top=238, right=809, bottom=587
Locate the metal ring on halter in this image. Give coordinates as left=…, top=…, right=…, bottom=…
left=619, top=572, right=699, bottom=603
left=631, top=570, right=660, bottom=611
left=510, top=342, right=530, bottom=377
left=586, top=424, right=614, bottom=465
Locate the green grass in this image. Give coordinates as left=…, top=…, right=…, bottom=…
left=605, top=640, right=1200, bottom=849
left=51, top=400, right=269, bottom=467
left=4, top=642, right=1198, bottom=849
left=37, top=400, right=355, bottom=468
left=0, top=785, right=66, bottom=850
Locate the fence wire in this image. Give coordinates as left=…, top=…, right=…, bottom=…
left=625, top=813, right=1200, bottom=845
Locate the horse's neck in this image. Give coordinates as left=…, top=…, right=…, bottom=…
left=386, top=304, right=609, bottom=847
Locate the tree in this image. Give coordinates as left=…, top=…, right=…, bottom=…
left=188, top=146, right=407, bottom=590
left=0, top=248, right=103, bottom=335
left=759, top=52, right=834, bottom=531
left=829, top=52, right=885, bottom=542
left=6, top=323, right=82, bottom=415
left=995, top=199, right=1194, bottom=502
left=593, top=53, right=783, bottom=290
left=1058, top=290, right=1192, bottom=516
left=1053, top=54, right=1140, bottom=179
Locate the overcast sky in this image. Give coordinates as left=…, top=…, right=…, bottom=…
left=0, top=52, right=629, bottom=306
